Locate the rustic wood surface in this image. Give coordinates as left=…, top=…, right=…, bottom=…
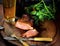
left=1, top=20, right=58, bottom=46
left=2, top=22, right=44, bottom=46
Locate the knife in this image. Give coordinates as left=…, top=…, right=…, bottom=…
left=4, top=37, right=53, bottom=42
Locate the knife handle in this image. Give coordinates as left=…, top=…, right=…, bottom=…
left=34, top=38, right=52, bottom=41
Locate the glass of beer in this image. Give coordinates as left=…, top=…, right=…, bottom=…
left=3, top=0, right=16, bottom=24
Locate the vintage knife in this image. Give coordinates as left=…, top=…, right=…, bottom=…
left=4, top=37, right=53, bottom=42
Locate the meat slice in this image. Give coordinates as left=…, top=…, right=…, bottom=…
left=15, top=21, right=33, bottom=30
left=22, top=29, right=39, bottom=38
left=15, top=14, right=33, bottom=30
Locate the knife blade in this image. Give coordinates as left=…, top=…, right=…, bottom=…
left=4, top=37, right=29, bottom=46
left=4, top=37, right=16, bottom=40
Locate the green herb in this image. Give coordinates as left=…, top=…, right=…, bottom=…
left=25, top=0, right=56, bottom=25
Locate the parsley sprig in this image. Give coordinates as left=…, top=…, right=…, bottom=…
left=25, top=0, right=56, bottom=25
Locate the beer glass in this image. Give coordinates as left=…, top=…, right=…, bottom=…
left=3, top=0, right=16, bottom=24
